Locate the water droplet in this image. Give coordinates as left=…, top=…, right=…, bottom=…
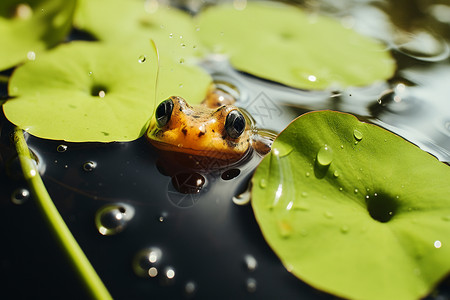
left=169, top=33, right=173, bottom=38
left=180, top=43, right=186, bottom=48
left=132, top=247, right=163, bottom=278
left=442, top=215, right=450, bottom=221
left=220, top=31, right=224, bottom=36
left=98, top=90, right=106, bottom=98
left=340, top=225, right=349, bottom=234
left=324, top=211, right=334, bottom=219
left=178, top=83, right=183, bottom=88
left=11, top=188, right=30, bottom=205
left=88, top=71, right=93, bottom=76
left=339, top=187, right=343, bottom=191
left=259, top=178, right=267, bottom=188
left=138, top=55, right=147, bottom=63
left=434, top=240, right=442, bottom=248
left=301, top=192, right=308, bottom=198
left=277, top=219, right=293, bottom=238
left=333, top=170, right=339, bottom=178
left=27, top=51, right=36, bottom=61
left=246, top=278, right=257, bottom=293
left=305, top=172, right=310, bottom=177
left=353, top=129, right=363, bottom=141
left=184, top=281, right=197, bottom=297
left=57, top=144, right=68, bottom=152
left=158, top=212, right=168, bottom=222
left=340, top=145, right=344, bottom=149
left=82, top=161, right=97, bottom=172
left=95, top=203, right=135, bottom=235
left=354, top=188, right=358, bottom=193
left=317, top=145, right=333, bottom=167
left=179, top=58, right=185, bottom=64
left=244, top=255, right=258, bottom=272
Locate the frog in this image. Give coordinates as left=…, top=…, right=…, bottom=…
left=147, top=95, right=272, bottom=163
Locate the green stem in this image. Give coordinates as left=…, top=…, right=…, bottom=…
left=13, top=128, right=112, bottom=300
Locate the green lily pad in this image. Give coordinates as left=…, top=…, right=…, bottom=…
left=251, top=111, right=450, bottom=300
left=196, top=2, right=395, bottom=90
left=0, top=0, right=75, bottom=71
left=3, top=41, right=211, bottom=142
left=74, top=0, right=203, bottom=61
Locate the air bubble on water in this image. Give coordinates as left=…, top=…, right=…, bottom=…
left=138, top=55, right=147, bottom=63
left=57, top=144, right=68, bottom=152
left=317, top=145, right=333, bottom=167
left=158, top=211, right=168, bottom=222
left=353, top=129, right=363, bottom=141
left=132, top=247, right=163, bottom=278
left=11, top=188, right=30, bottom=205
left=184, top=281, right=197, bottom=297
left=82, top=161, right=97, bottom=172
left=95, top=203, right=135, bottom=236
left=246, top=278, right=257, bottom=293
left=244, top=254, right=258, bottom=272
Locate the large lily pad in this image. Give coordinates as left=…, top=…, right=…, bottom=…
left=251, top=111, right=450, bottom=300
left=74, top=0, right=203, bottom=61
left=196, top=2, right=395, bottom=90
left=0, top=0, right=75, bottom=71
left=3, top=41, right=211, bottom=142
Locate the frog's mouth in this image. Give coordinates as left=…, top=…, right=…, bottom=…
left=147, top=138, right=250, bottom=162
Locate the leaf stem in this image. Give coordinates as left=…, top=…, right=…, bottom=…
left=13, top=128, right=112, bottom=300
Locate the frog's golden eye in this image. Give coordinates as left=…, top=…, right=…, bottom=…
left=225, top=110, right=246, bottom=139
left=155, top=99, right=174, bottom=127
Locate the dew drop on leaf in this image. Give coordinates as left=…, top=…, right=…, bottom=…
left=317, top=145, right=333, bottom=166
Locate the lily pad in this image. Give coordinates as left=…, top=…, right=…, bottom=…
left=3, top=41, right=211, bottom=142
left=0, top=0, right=75, bottom=71
left=74, top=0, right=203, bottom=61
left=196, top=2, right=395, bottom=90
left=251, top=111, right=450, bottom=300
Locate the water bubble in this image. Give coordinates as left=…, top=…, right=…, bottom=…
left=57, top=144, right=68, bottom=152
left=317, top=145, right=333, bottom=167
left=244, top=254, right=258, bottom=272
left=82, top=161, right=97, bottom=172
left=353, top=129, right=363, bottom=141
left=246, top=278, right=257, bottom=293
left=132, top=247, right=163, bottom=278
left=138, top=55, right=147, bottom=63
left=11, top=188, right=30, bottom=205
left=259, top=178, right=267, bottom=188
left=95, top=203, right=135, bottom=235
left=184, top=281, right=197, bottom=297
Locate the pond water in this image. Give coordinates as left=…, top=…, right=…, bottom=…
left=1, top=0, right=450, bottom=299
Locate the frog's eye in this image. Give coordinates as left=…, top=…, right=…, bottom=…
left=155, top=99, right=174, bottom=127
left=225, top=110, right=246, bottom=139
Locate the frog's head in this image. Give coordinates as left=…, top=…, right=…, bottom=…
left=147, top=96, right=251, bottom=160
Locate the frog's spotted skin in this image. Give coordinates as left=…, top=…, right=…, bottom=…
left=147, top=96, right=252, bottom=160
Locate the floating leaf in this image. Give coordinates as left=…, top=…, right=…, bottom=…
left=196, top=2, right=395, bottom=90
left=0, top=0, right=75, bottom=71
left=3, top=41, right=211, bottom=142
left=74, top=0, right=203, bottom=61
left=251, top=111, right=450, bottom=300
